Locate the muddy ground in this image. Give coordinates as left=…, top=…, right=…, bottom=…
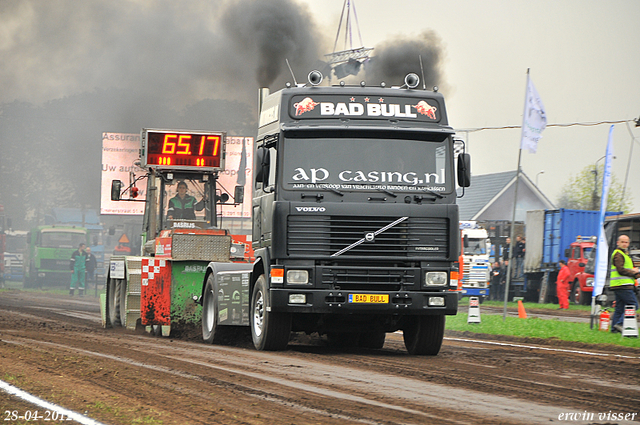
left=0, top=289, right=639, bottom=425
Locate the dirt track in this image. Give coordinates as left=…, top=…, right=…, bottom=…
left=1, top=289, right=639, bottom=425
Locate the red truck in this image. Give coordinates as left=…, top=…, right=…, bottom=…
left=565, top=235, right=597, bottom=305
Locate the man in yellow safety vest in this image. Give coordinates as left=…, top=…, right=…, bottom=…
left=609, top=234, right=640, bottom=333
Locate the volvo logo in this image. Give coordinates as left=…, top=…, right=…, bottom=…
left=365, top=232, right=375, bottom=242
left=295, top=206, right=326, bottom=212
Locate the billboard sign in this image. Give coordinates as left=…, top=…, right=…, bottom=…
left=101, top=132, right=145, bottom=215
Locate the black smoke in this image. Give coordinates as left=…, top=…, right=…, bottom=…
left=365, top=30, right=445, bottom=89
left=0, top=1, right=446, bottom=228
left=221, top=0, right=327, bottom=88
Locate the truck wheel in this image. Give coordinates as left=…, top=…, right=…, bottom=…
left=23, top=265, right=36, bottom=289
left=359, top=331, right=386, bottom=349
left=202, top=274, right=229, bottom=344
left=403, top=315, right=445, bottom=355
left=251, top=275, right=291, bottom=351
left=107, top=278, right=122, bottom=327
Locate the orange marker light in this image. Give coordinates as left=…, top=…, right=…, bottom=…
left=270, top=267, right=284, bottom=284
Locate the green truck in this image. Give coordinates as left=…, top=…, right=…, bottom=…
left=24, top=225, right=89, bottom=288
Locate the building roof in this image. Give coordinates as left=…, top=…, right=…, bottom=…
left=457, top=170, right=555, bottom=221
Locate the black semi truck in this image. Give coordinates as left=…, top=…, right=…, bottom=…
left=200, top=71, right=471, bottom=355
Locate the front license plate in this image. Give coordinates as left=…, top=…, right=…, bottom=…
left=348, top=294, right=389, bottom=304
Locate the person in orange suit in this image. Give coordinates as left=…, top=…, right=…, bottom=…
left=556, top=259, right=571, bottom=309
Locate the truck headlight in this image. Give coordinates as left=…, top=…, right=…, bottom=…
left=425, top=272, right=447, bottom=287
left=286, top=270, right=309, bottom=285
left=586, top=277, right=594, bottom=287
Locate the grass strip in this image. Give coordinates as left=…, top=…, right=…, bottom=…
left=447, top=312, right=640, bottom=348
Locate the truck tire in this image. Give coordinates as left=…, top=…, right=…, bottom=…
left=403, top=315, right=445, bottom=355
left=359, top=331, right=386, bottom=349
left=23, top=265, right=36, bottom=289
left=202, top=274, right=229, bottom=344
left=250, top=274, right=291, bottom=351
left=107, top=278, right=121, bottom=327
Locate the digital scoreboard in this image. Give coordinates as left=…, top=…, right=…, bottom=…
left=141, top=129, right=225, bottom=171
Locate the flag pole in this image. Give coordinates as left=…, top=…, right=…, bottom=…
left=503, top=69, right=530, bottom=321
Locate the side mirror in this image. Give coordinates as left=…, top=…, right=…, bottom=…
left=234, top=186, right=244, bottom=204
left=111, top=180, right=123, bottom=201
left=457, top=154, right=471, bottom=188
left=254, top=147, right=270, bottom=187
left=463, top=234, right=469, bottom=248
left=108, top=226, right=116, bottom=236
left=564, top=248, right=570, bottom=258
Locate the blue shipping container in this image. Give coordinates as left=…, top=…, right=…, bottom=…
left=542, top=209, right=621, bottom=266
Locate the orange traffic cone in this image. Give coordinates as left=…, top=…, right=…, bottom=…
left=517, top=300, right=528, bottom=319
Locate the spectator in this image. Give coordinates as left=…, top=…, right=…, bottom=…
left=609, top=234, right=640, bottom=333
left=556, top=260, right=570, bottom=309
left=69, top=243, right=87, bottom=296
left=85, top=246, right=97, bottom=285
left=491, top=261, right=505, bottom=301
left=515, top=235, right=526, bottom=279
left=503, top=237, right=511, bottom=263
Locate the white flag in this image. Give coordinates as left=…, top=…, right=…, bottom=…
left=520, top=77, right=547, bottom=153
left=236, top=137, right=247, bottom=186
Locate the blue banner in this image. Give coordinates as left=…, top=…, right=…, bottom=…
left=593, top=126, right=614, bottom=297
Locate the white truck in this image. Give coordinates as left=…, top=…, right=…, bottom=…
left=459, top=221, right=491, bottom=300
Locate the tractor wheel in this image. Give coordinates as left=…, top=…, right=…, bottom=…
left=107, top=278, right=122, bottom=327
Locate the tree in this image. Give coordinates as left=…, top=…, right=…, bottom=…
left=556, top=164, right=632, bottom=213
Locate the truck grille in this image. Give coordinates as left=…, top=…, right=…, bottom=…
left=171, top=234, right=231, bottom=262
left=288, top=216, right=448, bottom=259
left=39, top=259, right=70, bottom=271
left=462, top=263, right=489, bottom=287
left=320, top=265, right=419, bottom=291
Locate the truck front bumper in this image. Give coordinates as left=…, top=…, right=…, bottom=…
left=269, top=289, right=458, bottom=315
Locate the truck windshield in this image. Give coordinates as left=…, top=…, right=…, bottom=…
left=5, top=235, right=26, bottom=252
left=163, top=179, right=207, bottom=222
left=40, top=232, right=86, bottom=248
left=464, top=238, right=488, bottom=255
left=282, top=134, right=451, bottom=194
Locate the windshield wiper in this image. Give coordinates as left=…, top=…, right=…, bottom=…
left=422, top=189, right=444, bottom=199
left=326, top=187, right=344, bottom=196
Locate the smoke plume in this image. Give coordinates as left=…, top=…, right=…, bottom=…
left=221, top=0, right=327, bottom=88
left=365, top=30, right=446, bottom=89
left=0, top=0, right=447, bottom=228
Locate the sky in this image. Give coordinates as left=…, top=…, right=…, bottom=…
left=298, top=0, right=640, bottom=208
left=1, top=0, right=639, bottom=211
